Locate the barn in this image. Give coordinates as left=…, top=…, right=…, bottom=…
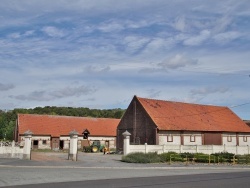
left=116, top=96, right=250, bottom=151
left=15, top=114, right=120, bottom=150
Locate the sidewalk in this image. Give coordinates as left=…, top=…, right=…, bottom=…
left=1, top=151, right=250, bottom=169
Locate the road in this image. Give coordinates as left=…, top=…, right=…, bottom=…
left=4, top=171, right=250, bottom=188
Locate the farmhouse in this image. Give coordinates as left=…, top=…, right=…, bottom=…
left=116, top=96, right=250, bottom=150
left=15, top=114, right=120, bottom=150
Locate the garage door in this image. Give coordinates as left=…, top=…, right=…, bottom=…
left=204, top=133, right=222, bottom=145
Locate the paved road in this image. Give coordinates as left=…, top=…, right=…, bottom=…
left=0, top=152, right=250, bottom=187
left=5, top=171, right=250, bottom=188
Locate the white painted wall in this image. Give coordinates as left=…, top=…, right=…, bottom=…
left=238, top=134, right=250, bottom=146
left=0, top=141, right=24, bottom=159
left=222, top=133, right=237, bottom=146
left=20, top=136, right=51, bottom=149
left=183, top=132, right=202, bottom=145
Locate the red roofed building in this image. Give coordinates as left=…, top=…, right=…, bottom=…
left=116, top=96, right=250, bottom=150
left=15, top=114, right=120, bottom=150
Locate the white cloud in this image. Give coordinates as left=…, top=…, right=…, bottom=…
left=158, top=54, right=198, bottom=70
left=97, top=20, right=124, bottom=32
left=42, top=26, right=66, bottom=37
left=213, top=31, right=242, bottom=44
left=173, top=16, right=186, bottom=32
left=82, top=65, right=111, bottom=74
left=183, top=30, right=211, bottom=46
left=7, top=32, right=21, bottom=39
left=190, top=87, right=229, bottom=97
left=10, top=85, right=96, bottom=101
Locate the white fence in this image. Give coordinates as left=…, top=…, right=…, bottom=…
left=0, top=141, right=24, bottom=159
left=128, top=143, right=250, bottom=155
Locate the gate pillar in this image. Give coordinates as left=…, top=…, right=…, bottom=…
left=122, top=130, right=131, bottom=155
left=23, top=130, right=33, bottom=160
left=69, top=130, right=78, bottom=161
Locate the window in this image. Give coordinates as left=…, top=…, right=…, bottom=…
left=190, top=135, right=196, bottom=142
left=42, top=140, right=47, bottom=145
left=227, top=136, right=232, bottom=142
left=243, top=136, right=248, bottom=142
left=167, top=135, right=173, bottom=142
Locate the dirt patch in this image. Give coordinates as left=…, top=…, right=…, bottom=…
left=31, top=151, right=68, bottom=161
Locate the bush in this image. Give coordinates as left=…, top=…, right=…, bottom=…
left=212, top=152, right=235, bottom=163
left=122, top=152, right=161, bottom=163
left=159, top=152, right=177, bottom=162
left=236, top=154, right=250, bottom=164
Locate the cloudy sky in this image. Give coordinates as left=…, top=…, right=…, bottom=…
left=0, top=0, right=249, bottom=119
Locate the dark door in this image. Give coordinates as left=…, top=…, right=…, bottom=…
left=51, top=137, right=59, bottom=150
left=59, top=140, right=64, bottom=150
left=204, top=132, right=222, bottom=145
left=33, top=140, right=38, bottom=149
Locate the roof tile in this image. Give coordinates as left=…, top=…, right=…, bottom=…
left=137, top=96, right=250, bottom=132
left=18, top=114, right=120, bottom=137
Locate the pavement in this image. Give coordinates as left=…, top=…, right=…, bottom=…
left=0, top=151, right=250, bottom=187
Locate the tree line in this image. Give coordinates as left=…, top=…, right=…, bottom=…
left=0, top=106, right=125, bottom=141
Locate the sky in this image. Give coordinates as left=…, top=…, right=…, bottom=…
left=0, top=0, right=249, bottom=119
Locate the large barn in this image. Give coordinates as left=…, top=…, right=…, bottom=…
left=15, top=114, right=120, bottom=150
left=116, top=96, right=250, bottom=151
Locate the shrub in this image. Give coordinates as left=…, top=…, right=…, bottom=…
left=159, top=152, right=177, bottom=162
left=236, top=154, right=250, bottom=164
left=212, top=152, right=235, bottom=163
left=122, top=152, right=161, bottom=163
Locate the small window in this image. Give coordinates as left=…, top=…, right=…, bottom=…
left=42, top=140, right=47, bottom=145
left=190, top=135, right=195, bottom=142
left=227, top=136, right=232, bottom=142
left=243, top=136, right=247, bottom=142
left=167, top=135, right=173, bottom=142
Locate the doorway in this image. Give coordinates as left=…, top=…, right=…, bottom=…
left=59, top=140, right=64, bottom=150
left=33, top=140, right=38, bottom=149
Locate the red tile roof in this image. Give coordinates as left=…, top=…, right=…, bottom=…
left=136, top=96, right=250, bottom=132
left=18, top=114, right=120, bottom=137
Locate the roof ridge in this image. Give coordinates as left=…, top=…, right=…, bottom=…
left=136, top=96, right=227, bottom=108
left=17, top=113, right=120, bottom=120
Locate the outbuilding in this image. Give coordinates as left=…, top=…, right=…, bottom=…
left=116, top=96, right=250, bottom=151
left=15, top=114, right=120, bottom=150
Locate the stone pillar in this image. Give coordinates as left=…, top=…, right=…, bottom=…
left=69, top=130, right=78, bottom=161
left=145, top=143, right=148, bottom=153
left=122, top=130, right=131, bottom=155
left=23, top=130, right=32, bottom=160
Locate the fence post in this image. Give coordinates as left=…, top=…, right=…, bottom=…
left=122, top=130, right=131, bottom=155
left=69, top=130, right=78, bottom=161
left=180, top=145, right=182, bottom=153
left=23, top=130, right=33, bottom=160
left=145, top=143, right=148, bottom=154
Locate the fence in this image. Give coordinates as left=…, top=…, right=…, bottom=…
left=122, top=131, right=250, bottom=155
left=0, top=141, right=24, bottom=159
left=128, top=143, right=250, bottom=155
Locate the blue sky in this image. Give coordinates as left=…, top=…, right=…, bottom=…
left=0, top=0, right=249, bottom=119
